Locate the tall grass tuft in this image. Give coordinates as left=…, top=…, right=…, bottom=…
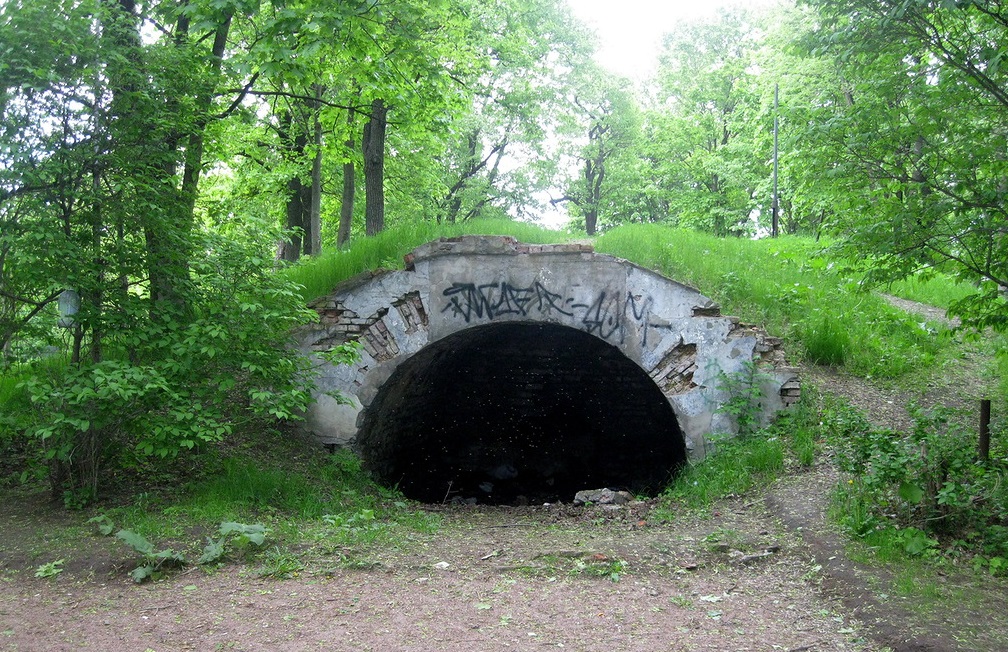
left=0, top=357, right=67, bottom=454
left=157, top=458, right=315, bottom=523
left=0, top=374, right=22, bottom=409
left=655, top=435, right=785, bottom=515
left=176, top=453, right=389, bottom=522
left=801, top=314, right=850, bottom=366
left=886, top=272, right=974, bottom=310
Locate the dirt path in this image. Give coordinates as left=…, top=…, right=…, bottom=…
left=1, top=494, right=880, bottom=652
left=768, top=470, right=980, bottom=652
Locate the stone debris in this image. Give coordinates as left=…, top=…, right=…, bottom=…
left=573, top=488, right=634, bottom=506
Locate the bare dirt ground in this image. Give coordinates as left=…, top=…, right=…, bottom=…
left=1, top=486, right=881, bottom=652
left=1, top=296, right=1006, bottom=652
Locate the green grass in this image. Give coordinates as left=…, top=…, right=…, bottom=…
left=5, top=219, right=1002, bottom=586
left=284, top=219, right=957, bottom=382
left=0, top=373, right=21, bottom=407
left=652, top=382, right=827, bottom=519
left=0, top=355, right=66, bottom=407
left=281, top=218, right=572, bottom=303
left=654, top=435, right=786, bottom=517
left=0, top=374, right=23, bottom=444
left=98, top=447, right=439, bottom=566
left=176, top=456, right=350, bottom=520
left=886, top=272, right=974, bottom=309
left=595, top=223, right=945, bottom=379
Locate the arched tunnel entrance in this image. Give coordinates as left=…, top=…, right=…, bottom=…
left=355, top=322, right=687, bottom=505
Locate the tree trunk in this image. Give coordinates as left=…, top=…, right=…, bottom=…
left=104, top=1, right=232, bottom=310
left=306, top=84, right=324, bottom=256
left=445, top=130, right=481, bottom=223
left=585, top=208, right=598, bottom=236
left=338, top=152, right=355, bottom=248
left=338, top=109, right=356, bottom=248
left=362, top=98, right=388, bottom=237
left=280, top=177, right=305, bottom=263
left=180, top=12, right=231, bottom=214
left=156, top=8, right=232, bottom=307
left=278, top=111, right=309, bottom=262
left=89, top=152, right=102, bottom=364
left=581, top=120, right=607, bottom=236
left=103, top=0, right=175, bottom=308
left=307, top=130, right=322, bottom=256
left=298, top=181, right=312, bottom=257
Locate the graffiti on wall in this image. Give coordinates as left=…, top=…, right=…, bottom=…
left=441, top=281, right=656, bottom=345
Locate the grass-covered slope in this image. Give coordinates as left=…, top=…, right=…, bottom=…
left=281, top=219, right=574, bottom=304
left=286, top=220, right=965, bottom=381
left=596, top=224, right=954, bottom=379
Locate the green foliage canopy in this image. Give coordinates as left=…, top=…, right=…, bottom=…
left=795, top=0, right=1008, bottom=329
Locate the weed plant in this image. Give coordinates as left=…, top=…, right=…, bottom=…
left=715, top=361, right=774, bottom=438
left=823, top=398, right=1008, bottom=574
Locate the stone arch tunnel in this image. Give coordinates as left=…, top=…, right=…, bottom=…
left=296, top=236, right=800, bottom=504
left=356, top=322, right=686, bottom=503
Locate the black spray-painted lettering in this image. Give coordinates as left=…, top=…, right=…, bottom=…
left=442, top=282, right=574, bottom=322
left=442, top=282, right=655, bottom=344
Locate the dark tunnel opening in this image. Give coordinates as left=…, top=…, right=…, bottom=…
left=355, top=322, right=687, bottom=505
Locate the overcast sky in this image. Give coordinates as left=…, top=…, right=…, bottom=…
left=565, top=0, right=774, bottom=79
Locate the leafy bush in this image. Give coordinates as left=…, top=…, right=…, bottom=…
left=828, top=403, right=1008, bottom=566
left=16, top=231, right=318, bottom=503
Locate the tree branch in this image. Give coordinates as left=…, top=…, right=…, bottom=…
left=214, top=72, right=261, bottom=119
left=230, top=89, right=370, bottom=117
